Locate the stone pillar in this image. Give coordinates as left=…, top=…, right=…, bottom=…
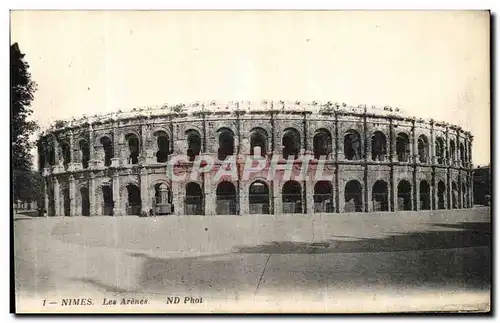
left=69, top=175, right=76, bottom=216
left=172, top=181, right=182, bottom=216
left=430, top=122, right=435, bottom=164
left=204, top=174, right=215, bottom=216
left=366, top=178, right=373, bottom=212
left=338, top=177, right=346, bottom=213
left=411, top=127, right=418, bottom=163
left=111, top=125, right=121, bottom=167
left=239, top=184, right=249, bottom=215
left=112, top=172, right=120, bottom=216
left=305, top=179, right=314, bottom=214
left=447, top=172, right=452, bottom=209
left=392, top=175, right=398, bottom=211
left=89, top=173, right=96, bottom=216
left=273, top=181, right=282, bottom=215
left=470, top=172, right=474, bottom=207
left=140, top=167, right=148, bottom=215
left=415, top=179, right=420, bottom=211
left=390, top=124, right=396, bottom=163
left=53, top=177, right=60, bottom=216
left=88, top=124, right=95, bottom=168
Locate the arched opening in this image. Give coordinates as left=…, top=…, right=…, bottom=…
left=313, top=181, right=334, bottom=213
left=282, top=180, right=302, bottom=213
left=126, top=184, right=141, bottom=215
left=452, top=181, right=458, bottom=209
left=250, top=128, right=268, bottom=157
left=102, top=185, right=114, bottom=215
left=371, top=131, right=387, bottom=161
left=80, top=187, right=90, bottom=216
left=100, top=136, right=114, bottom=167
left=153, top=131, right=169, bottom=163
left=79, top=140, right=90, bottom=169
left=62, top=187, right=70, bottom=216
left=435, top=137, right=445, bottom=165
left=125, top=133, right=140, bottom=165
left=418, top=135, right=429, bottom=163
left=372, top=180, right=389, bottom=211
left=459, top=143, right=465, bottom=166
left=61, top=142, right=71, bottom=169
left=313, top=129, right=332, bottom=160
left=344, top=130, right=361, bottom=160
left=217, top=128, right=234, bottom=161
left=186, top=129, right=202, bottom=162
left=216, top=181, right=237, bottom=215
left=345, top=180, right=363, bottom=212
left=419, top=181, right=430, bottom=210
left=396, top=133, right=410, bottom=162
left=450, top=140, right=456, bottom=164
left=397, top=180, right=412, bottom=211
left=437, top=181, right=446, bottom=209
left=153, top=183, right=172, bottom=215
left=249, top=181, right=270, bottom=214
left=185, top=182, right=203, bottom=215
left=282, top=128, right=300, bottom=160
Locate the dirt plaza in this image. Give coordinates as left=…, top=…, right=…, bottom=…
left=14, top=207, right=491, bottom=313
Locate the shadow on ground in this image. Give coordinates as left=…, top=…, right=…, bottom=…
left=74, top=222, right=491, bottom=296
left=234, top=221, right=491, bottom=254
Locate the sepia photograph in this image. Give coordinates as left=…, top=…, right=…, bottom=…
left=11, top=10, right=491, bottom=314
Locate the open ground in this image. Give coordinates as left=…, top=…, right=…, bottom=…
left=14, top=207, right=491, bottom=313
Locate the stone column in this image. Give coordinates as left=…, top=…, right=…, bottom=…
left=89, top=124, right=95, bottom=168
left=239, top=184, right=249, bottom=215
left=390, top=124, right=396, bottom=163
left=172, top=181, right=182, bottom=216
left=447, top=172, right=452, bottom=209
left=411, top=126, right=418, bottom=163
left=445, top=128, right=450, bottom=166
left=272, top=181, right=282, bottom=215
left=69, top=175, right=76, bottom=216
left=112, top=172, right=120, bottom=216
left=141, top=123, right=153, bottom=164
left=204, top=174, right=215, bottom=216
left=89, top=173, right=96, bottom=216
left=111, top=125, right=120, bottom=167
left=139, top=167, right=148, bottom=215
left=392, top=175, right=398, bottom=211
left=430, top=121, right=435, bottom=164
left=415, top=179, right=420, bottom=211
left=305, top=179, right=314, bottom=215
left=53, top=177, right=60, bottom=216
left=338, top=177, right=345, bottom=213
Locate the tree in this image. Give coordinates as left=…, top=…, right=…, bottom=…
left=11, top=42, right=38, bottom=202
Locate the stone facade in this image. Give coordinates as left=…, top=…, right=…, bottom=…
left=37, top=101, right=474, bottom=216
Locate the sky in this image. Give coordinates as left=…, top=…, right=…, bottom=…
left=10, top=10, right=490, bottom=166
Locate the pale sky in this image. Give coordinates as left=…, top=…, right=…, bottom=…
left=11, top=10, right=490, bottom=165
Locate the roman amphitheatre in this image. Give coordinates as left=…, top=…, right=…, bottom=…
left=36, top=100, right=474, bottom=217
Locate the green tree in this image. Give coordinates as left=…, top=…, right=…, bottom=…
left=11, top=42, right=38, bottom=201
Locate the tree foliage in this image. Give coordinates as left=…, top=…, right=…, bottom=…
left=11, top=42, right=39, bottom=201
